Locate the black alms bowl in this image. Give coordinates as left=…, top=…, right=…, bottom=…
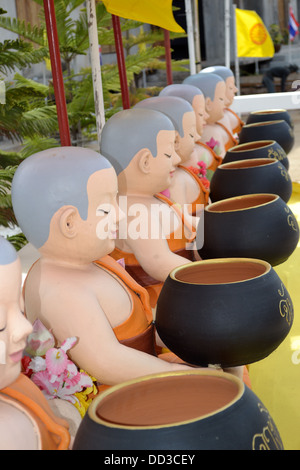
left=73, top=370, right=284, bottom=450
left=223, top=140, right=289, bottom=170
left=210, top=158, right=292, bottom=203
left=246, top=109, right=293, bottom=129
left=155, top=259, right=293, bottom=368
left=239, top=120, right=294, bottom=155
left=197, top=194, right=299, bottom=266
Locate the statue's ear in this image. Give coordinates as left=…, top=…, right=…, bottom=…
left=174, top=131, right=180, bottom=152
left=205, top=96, right=213, bottom=113
left=137, top=148, right=153, bottom=174
left=59, top=206, right=79, bottom=239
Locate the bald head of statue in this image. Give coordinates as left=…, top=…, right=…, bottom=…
left=200, top=66, right=234, bottom=81
left=183, top=73, right=227, bottom=124
left=159, top=84, right=209, bottom=136
left=0, top=236, right=18, bottom=266
left=134, top=96, right=194, bottom=137
left=183, top=73, right=225, bottom=101
left=200, top=66, right=238, bottom=106
left=159, top=83, right=204, bottom=105
left=11, top=146, right=112, bottom=249
left=100, top=108, right=175, bottom=175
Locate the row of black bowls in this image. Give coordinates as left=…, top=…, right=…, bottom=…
left=155, top=108, right=298, bottom=367
left=73, top=369, right=284, bottom=450
left=74, top=257, right=289, bottom=450
left=73, top=110, right=295, bottom=450
left=154, top=110, right=297, bottom=434
left=239, top=112, right=295, bottom=155
left=202, top=110, right=299, bottom=268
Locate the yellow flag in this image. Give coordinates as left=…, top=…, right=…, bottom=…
left=101, top=0, right=185, bottom=33
left=236, top=9, right=275, bottom=58
left=45, top=58, right=52, bottom=71
left=43, top=30, right=52, bottom=71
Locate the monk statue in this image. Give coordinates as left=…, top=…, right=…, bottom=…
left=183, top=73, right=230, bottom=158
left=100, top=108, right=200, bottom=307
left=134, top=96, right=209, bottom=217
left=12, top=146, right=220, bottom=401
left=0, top=236, right=70, bottom=450
left=200, top=65, right=243, bottom=137
left=159, top=83, right=222, bottom=177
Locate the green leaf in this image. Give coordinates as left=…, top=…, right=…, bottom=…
left=0, top=150, right=23, bottom=168
left=21, top=137, right=60, bottom=158
left=0, top=40, right=48, bottom=74
left=0, top=16, right=45, bottom=47
left=6, top=233, right=28, bottom=251
left=19, top=106, right=59, bottom=139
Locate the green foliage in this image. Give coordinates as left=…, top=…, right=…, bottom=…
left=0, top=15, right=45, bottom=47
left=0, top=0, right=188, bottom=249
left=0, top=74, right=55, bottom=141
left=282, top=28, right=290, bottom=46
left=6, top=232, right=28, bottom=251
left=0, top=40, right=48, bottom=75
left=269, top=24, right=284, bottom=45
left=0, top=165, right=18, bottom=227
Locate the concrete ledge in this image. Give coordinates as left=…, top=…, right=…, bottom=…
left=232, top=92, right=300, bottom=114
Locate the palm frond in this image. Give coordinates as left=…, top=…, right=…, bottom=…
left=0, top=16, right=45, bottom=46
left=11, top=73, right=49, bottom=96
left=0, top=76, right=52, bottom=140
left=21, top=137, right=60, bottom=159
left=6, top=233, right=28, bottom=251
left=0, top=40, right=48, bottom=74
left=0, top=166, right=16, bottom=192
left=95, top=1, right=114, bottom=27
left=122, top=46, right=167, bottom=80
left=0, top=166, right=17, bottom=227
left=19, top=106, right=59, bottom=139
left=0, top=150, right=24, bottom=168
left=124, top=27, right=186, bottom=51
left=149, top=58, right=190, bottom=72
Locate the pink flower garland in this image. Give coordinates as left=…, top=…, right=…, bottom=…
left=22, top=319, right=93, bottom=406
left=188, top=161, right=210, bottom=189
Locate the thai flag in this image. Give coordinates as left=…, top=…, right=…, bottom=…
left=289, top=6, right=299, bottom=42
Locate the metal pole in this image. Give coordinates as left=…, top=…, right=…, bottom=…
left=233, top=4, right=241, bottom=95
left=112, top=15, right=131, bottom=110
left=164, top=29, right=173, bottom=85
left=43, top=0, right=71, bottom=146
left=185, top=0, right=196, bottom=75
left=225, top=0, right=231, bottom=68
left=87, top=0, right=105, bottom=145
left=193, top=0, right=202, bottom=72
left=288, top=2, right=292, bottom=63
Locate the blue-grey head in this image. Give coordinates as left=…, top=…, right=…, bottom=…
left=183, top=73, right=224, bottom=100
left=100, top=108, right=175, bottom=176
left=11, top=146, right=112, bottom=249
left=134, top=96, right=194, bottom=138
left=0, top=236, right=18, bottom=266
left=200, top=66, right=234, bottom=81
left=159, top=84, right=203, bottom=106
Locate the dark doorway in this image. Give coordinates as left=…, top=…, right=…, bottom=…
left=171, top=0, right=206, bottom=61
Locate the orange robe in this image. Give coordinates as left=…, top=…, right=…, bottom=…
left=110, top=193, right=197, bottom=307
left=0, top=374, right=70, bottom=450
left=22, top=256, right=251, bottom=408
left=194, top=142, right=223, bottom=172
left=216, top=122, right=239, bottom=152
left=94, top=256, right=251, bottom=392
left=178, top=164, right=210, bottom=215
